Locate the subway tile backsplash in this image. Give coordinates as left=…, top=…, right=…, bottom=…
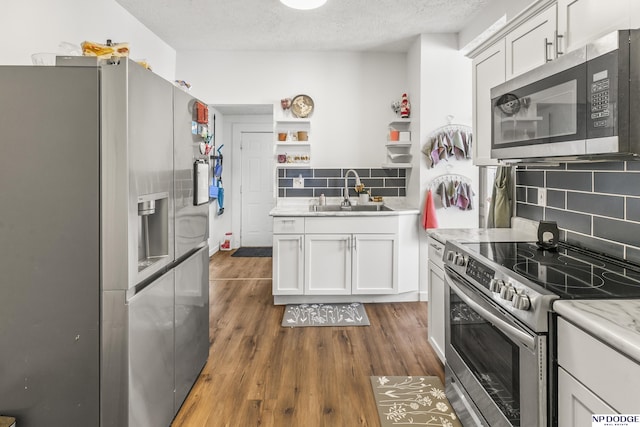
left=277, top=167, right=408, bottom=198
left=515, top=162, right=640, bottom=261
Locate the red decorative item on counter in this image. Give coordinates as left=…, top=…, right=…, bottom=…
left=400, top=93, right=410, bottom=118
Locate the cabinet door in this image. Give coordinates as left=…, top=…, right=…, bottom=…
left=472, top=39, right=505, bottom=166
left=558, top=367, right=616, bottom=427
left=305, top=234, right=351, bottom=295
left=505, top=5, right=557, bottom=79
left=427, top=261, right=445, bottom=363
left=557, top=0, right=636, bottom=54
left=273, top=234, right=304, bottom=295
left=352, top=234, right=398, bottom=294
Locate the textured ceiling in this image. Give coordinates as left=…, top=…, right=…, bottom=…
left=116, top=0, right=490, bottom=52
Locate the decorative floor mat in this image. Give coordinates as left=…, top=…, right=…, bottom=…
left=370, top=376, right=462, bottom=427
left=281, top=303, right=370, bottom=327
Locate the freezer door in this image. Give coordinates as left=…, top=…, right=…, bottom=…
left=174, top=245, right=210, bottom=410
left=173, top=87, right=209, bottom=260
left=0, top=65, right=100, bottom=426
left=128, top=271, right=175, bottom=427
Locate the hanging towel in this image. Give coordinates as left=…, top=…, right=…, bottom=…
left=452, top=130, right=466, bottom=160
left=421, top=189, right=438, bottom=229
left=455, top=181, right=470, bottom=210
left=487, top=165, right=512, bottom=228
left=435, top=181, right=451, bottom=208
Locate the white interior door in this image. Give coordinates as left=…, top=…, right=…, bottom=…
left=241, top=131, right=274, bottom=246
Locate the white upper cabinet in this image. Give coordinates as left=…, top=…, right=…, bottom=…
left=505, top=4, right=558, bottom=79
left=557, top=0, right=640, bottom=54
left=472, top=39, right=505, bottom=166
left=469, top=0, right=640, bottom=165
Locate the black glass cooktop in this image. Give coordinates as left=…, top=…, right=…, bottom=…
left=462, top=241, right=640, bottom=299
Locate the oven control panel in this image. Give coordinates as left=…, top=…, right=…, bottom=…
left=465, top=256, right=495, bottom=289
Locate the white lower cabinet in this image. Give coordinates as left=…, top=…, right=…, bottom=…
left=304, top=234, right=352, bottom=295
left=304, top=233, right=398, bottom=295
left=352, top=234, right=398, bottom=294
left=428, top=261, right=445, bottom=362
left=427, top=236, right=446, bottom=363
left=557, top=317, right=640, bottom=424
left=558, top=367, right=615, bottom=427
left=272, top=233, right=304, bottom=295
left=273, top=215, right=415, bottom=299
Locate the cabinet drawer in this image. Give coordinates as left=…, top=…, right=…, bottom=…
left=273, top=217, right=304, bottom=234
left=558, top=317, right=640, bottom=412
left=305, top=216, right=396, bottom=234
left=427, top=237, right=445, bottom=269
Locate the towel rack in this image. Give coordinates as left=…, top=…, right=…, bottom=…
left=422, top=115, right=473, bottom=167
left=427, top=115, right=472, bottom=139
left=429, top=173, right=472, bottom=190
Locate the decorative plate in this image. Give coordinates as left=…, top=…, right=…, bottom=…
left=290, top=94, right=314, bottom=118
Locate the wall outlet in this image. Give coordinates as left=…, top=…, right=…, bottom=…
left=293, top=177, right=304, bottom=188
left=538, top=265, right=547, bottom=282
left=537, top=188, right=547, bottom=206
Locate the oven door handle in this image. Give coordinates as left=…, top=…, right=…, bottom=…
left=445, top=273, right=537, bottom=351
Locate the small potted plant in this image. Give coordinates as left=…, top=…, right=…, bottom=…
left=355, top=184, right=369, bottom=203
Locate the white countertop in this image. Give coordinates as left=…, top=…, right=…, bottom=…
left=269, top=197, right=420, bottom=217
left=554, top=299, right=640, bottom=363
left=426, top=218, right=538, bottom=243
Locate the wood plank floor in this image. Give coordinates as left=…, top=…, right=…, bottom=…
left=171, top=250, right=443, bottom=427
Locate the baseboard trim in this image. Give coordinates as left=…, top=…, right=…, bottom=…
left=273, top=291, right=421, bottom=305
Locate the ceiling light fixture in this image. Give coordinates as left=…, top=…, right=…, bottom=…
left=280, top=0, right=327, bottom=10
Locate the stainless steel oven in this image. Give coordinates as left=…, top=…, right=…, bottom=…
left=445, top=268, right=547, bottom=427
left=443, top=238, right=640, bottom=426
left=442, top=241, right=558, bottom=427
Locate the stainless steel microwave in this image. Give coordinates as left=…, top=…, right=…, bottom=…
left=490, top=29, right=640, bottom=162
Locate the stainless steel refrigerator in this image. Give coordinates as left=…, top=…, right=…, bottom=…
left=0, top=58, right=209, bottom=427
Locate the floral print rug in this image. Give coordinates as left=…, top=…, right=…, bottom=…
left=370, top=376, right=462, bottom=427
left=281, top=303, right=370, bottom=327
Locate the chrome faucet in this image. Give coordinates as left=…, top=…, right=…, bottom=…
left=342, top=169, right=362, bottom=207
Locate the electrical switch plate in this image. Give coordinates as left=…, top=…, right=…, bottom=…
left=293, top=177, right=304, bottom=188
left=537, top=188, right=547, bottom=206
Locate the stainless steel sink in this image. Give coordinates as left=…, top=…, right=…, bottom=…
left=309, top=204, right=392, bottom=212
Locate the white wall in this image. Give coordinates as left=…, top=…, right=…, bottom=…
left=0, top=0, right=176, bottom=80
left=177, top=50, right=408, bottom=167
left=407, top=34, right=477, bottom=300
left=417, top=34, right=476, bottom=230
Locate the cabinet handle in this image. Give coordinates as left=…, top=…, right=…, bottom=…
left=354, top=236, right=357, bottom=251
left=555, top=30, right=564, bottom=57
left=430, top=243, right=442, bottom=253
left=299, top=237, right=303, bottom=251
left=544, top=37, right=553, bottom=62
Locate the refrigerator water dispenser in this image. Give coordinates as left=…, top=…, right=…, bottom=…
left=137, top=192, right=169, bottom=271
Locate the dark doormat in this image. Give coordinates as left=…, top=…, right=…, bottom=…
left=370, top=376, right=462, bottom=426
left=231, top=247, right=272, bottom=257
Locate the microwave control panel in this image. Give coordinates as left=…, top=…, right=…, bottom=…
left=590, top=71, right=610, bottom=127
left=587, top=51, right=617, bottom=138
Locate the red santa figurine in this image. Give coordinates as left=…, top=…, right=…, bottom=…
left=400, top=93, right=410, bottom=118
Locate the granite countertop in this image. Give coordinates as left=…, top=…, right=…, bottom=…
left=269, top=197, right=419, bottom=217
left=554, top=299, right=640, bottom=363
left=0, top=417, right=15, bottom=427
